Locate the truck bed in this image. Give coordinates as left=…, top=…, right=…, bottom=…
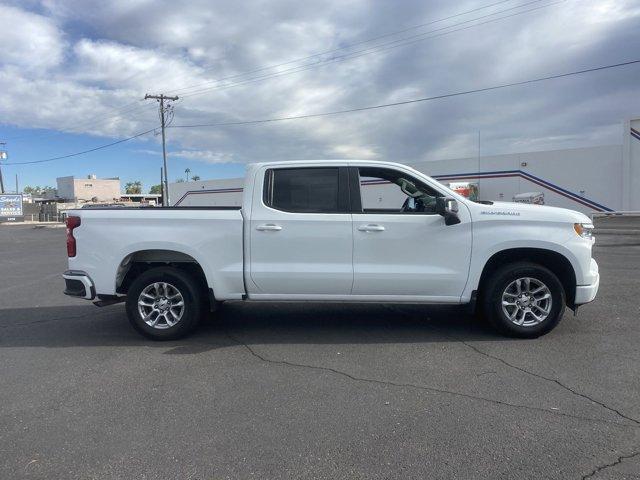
left=68, top=207, right=245, bottom=299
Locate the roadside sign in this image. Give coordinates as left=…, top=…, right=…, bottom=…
left=0, top=194, right=24, bottom=222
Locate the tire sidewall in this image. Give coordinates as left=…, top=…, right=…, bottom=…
left=484, top=263, right=566, bottom=338
left=125, top=267, right=202, bottom=340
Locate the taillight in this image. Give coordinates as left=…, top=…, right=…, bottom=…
left=66, top=216, right=81, bottom=257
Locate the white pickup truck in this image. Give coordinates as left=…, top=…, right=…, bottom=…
left=63, top=160, right=599, bottom=340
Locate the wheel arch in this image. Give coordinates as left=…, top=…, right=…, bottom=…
left=115, top=248, right=215, bottom=308
left=477, top=247, right=577, bottom=308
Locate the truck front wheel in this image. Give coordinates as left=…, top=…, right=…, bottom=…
left=482, top=262, right=566, bottom=338
left=125, top=266, right=203, bottom=340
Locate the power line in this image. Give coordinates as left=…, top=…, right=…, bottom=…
left=171, top=59, right=640, bottom=128
left=1, top=0, right=556, bottom=143
left=3, top=99, right=152, bottom=142
left=163, top=0, right=518, bottom=95
left=4, top=59, right=637, bottom=167
left=2, top=0, right=523, bottom=142
left=175, top=0, right=558, bottom=99
left=3, top=128, right=158, bottom=166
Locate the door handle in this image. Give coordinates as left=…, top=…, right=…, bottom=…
left=358, top=224, right=385, bottom=232
left=256, top=224, right=282, bottom=231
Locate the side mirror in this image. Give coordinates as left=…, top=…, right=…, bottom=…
left=436, top=197, right=461, bottom=226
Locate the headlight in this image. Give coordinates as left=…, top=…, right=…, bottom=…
left=574, top=223, right=594, bottom=239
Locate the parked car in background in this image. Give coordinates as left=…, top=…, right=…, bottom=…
left=513, top=192, right=545, bottom=205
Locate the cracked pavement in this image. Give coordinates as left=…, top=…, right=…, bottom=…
left=1, top=225, right=639, bottom=479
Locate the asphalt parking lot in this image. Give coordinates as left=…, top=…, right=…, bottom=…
left=1, top=224, right=639, bottom=479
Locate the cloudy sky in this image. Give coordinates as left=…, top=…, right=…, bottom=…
left=0, top=0, right=639, bottom=191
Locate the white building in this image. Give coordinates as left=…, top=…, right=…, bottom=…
left=169, top=117, right=640, bottom=214
left=56, top=174, right=121, bottom=202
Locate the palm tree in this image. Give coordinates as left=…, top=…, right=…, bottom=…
left=185, top=168, right=191, bottom=182
left=191, top=175, right=200, bottom=181
left=125, top=181, right=142, bottom=194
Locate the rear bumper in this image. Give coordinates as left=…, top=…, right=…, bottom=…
left=574, top=259, right=599, bottom=305
left=62, top=270, right=96, bottom=300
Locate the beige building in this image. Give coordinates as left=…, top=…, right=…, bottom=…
left=56, top=174, right=121, bottom=202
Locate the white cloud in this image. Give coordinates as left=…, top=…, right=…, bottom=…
left=72, top=39, right=205, bottom=90
left=0, top=4, right=65, bottom=71
left=0, top=0, right=639, bottom=172
left=331, top=144, right=378, bottom=159
left=172, top=150, right=234, bottom=164
left=132, top=149, right=161, bottom=156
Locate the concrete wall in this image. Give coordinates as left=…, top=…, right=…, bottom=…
left=623, top=118, right=640, bottom=211
left=409, top=144, right=622, bottom=213
left=168, top=145, right=623, bottom=214
left=169, top=178, right=243, bottom=207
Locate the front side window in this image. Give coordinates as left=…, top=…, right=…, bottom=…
left=264, top=167, right=341, bottom=213
left=358, top=167, right=442, bottom=214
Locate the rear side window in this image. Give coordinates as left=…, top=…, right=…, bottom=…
left=264, top=168, right=342, bottom=213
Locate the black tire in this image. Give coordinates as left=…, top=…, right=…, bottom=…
left=125, top=266, right=203, bottom=340
left=482, top=262, right=566, bottom=338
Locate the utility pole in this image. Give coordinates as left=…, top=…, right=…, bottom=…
left=145, top=94, right=178, bottom=206
left=15, top=174, right=18, bottom=194
left=0, top=142, right=7, bottom=194
left=477, top=130, right=481, bottom=173
left=160, top=167, right=164, bottom=206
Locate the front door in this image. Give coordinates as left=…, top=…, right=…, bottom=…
left=351, top=166, right=472, bottom=300
left=248, top=166, right=353, bottom=296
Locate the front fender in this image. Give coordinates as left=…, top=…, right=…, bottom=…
left=464, top=238, right=582, bottom=302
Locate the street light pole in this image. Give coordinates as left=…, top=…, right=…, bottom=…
left=0, top=142, right=7, bottom=194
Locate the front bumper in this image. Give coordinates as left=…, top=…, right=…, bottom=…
left=574, top=259, right=599, bottom=305
left=62, top=270, right=96, bottom=300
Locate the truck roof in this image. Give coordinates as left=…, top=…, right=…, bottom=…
left=245, top=160, right=419, bottom=178
left=248, top=159, right=402, bottom=168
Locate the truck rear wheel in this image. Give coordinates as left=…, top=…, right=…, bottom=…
left=125, top=266, right=203, bottom=340
left=482, top=262, right=566, bottom=338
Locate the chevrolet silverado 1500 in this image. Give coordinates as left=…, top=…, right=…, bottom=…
left=63, top=160, right=599, bottom=339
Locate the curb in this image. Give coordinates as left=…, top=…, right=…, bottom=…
left=1, top=221, right=64, bottom=226
left=33, top=224, right=66, bottom=229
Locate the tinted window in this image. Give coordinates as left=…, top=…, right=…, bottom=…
left=265, top=168, right=341, bottom=213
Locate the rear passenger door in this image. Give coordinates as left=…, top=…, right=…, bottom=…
left=248, top=166, right=353, bottom=297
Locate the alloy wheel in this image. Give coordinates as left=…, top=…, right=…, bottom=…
left=501, top=277, right=552, bottom=327
left=137, top=282, right=185, bottom=329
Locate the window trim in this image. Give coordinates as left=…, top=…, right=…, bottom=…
left=262, top=166, right=350, bottom=214
left=349, top=166, right=442, bottom=215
